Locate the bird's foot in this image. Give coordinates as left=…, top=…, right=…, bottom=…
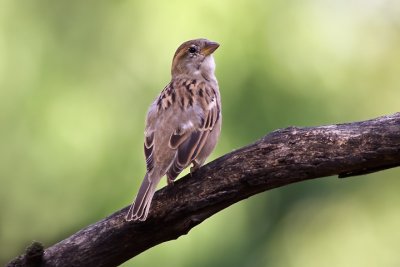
left=190, top=161, right=201, bottom=176
left=167, top=176, right=174, bottom=186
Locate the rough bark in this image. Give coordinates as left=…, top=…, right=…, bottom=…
left=7, top=113, right=400, bottom=267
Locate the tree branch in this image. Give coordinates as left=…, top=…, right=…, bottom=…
left=8, top=113, right=400, bottom=267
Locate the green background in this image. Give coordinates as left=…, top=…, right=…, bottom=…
left=1, top=0, right=400, bottom=266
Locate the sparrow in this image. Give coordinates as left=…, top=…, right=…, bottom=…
left=126, top=39, right=221, bottom=221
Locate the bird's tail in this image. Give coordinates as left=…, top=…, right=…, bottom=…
left=126, top=173, right=158, bottom=221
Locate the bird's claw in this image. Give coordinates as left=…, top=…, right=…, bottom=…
left=167, top=176, right=174, bottom=186
left=190, top=161, right=200, bottom=176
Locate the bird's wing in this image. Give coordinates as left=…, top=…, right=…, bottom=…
left=166, top=93, right=220, bottom=180
left=143, top=100, right=159, bottom=173
left=144, top=131, right=155, bottom=172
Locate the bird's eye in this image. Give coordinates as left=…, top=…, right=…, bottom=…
left=188, top=47, right=197, bottom=54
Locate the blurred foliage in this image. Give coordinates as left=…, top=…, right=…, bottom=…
left=1, top=0, right=400, bottom=266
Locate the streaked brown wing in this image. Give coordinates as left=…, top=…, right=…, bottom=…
left=166, top=100, right=219, bottom=180
left=166, top=130, right=203, bottom=180
left=144, top=132, right=154, bottom=172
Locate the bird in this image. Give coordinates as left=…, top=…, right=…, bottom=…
left=126, top=38, right=222, bottom=221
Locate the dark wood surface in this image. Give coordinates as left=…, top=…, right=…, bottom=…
left=8, top=113, right=400, bottom=267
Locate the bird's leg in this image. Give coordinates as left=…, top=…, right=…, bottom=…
left=190, top=161, right=201, bottom=176
left=167, top=175, right=174, bottom=186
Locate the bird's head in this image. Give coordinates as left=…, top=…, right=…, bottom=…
left=171, top=38, right=219, bottom=80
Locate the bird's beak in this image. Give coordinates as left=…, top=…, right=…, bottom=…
left=202, top=41, right=220, bottom=56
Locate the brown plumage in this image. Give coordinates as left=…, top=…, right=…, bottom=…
left=126, top=39, right=221, bottom=221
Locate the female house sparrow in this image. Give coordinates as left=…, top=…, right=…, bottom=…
left=126, top=39, right=221, bottom=221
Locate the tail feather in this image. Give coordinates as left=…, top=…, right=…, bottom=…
left=126, top=174, right=158, bottom=221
